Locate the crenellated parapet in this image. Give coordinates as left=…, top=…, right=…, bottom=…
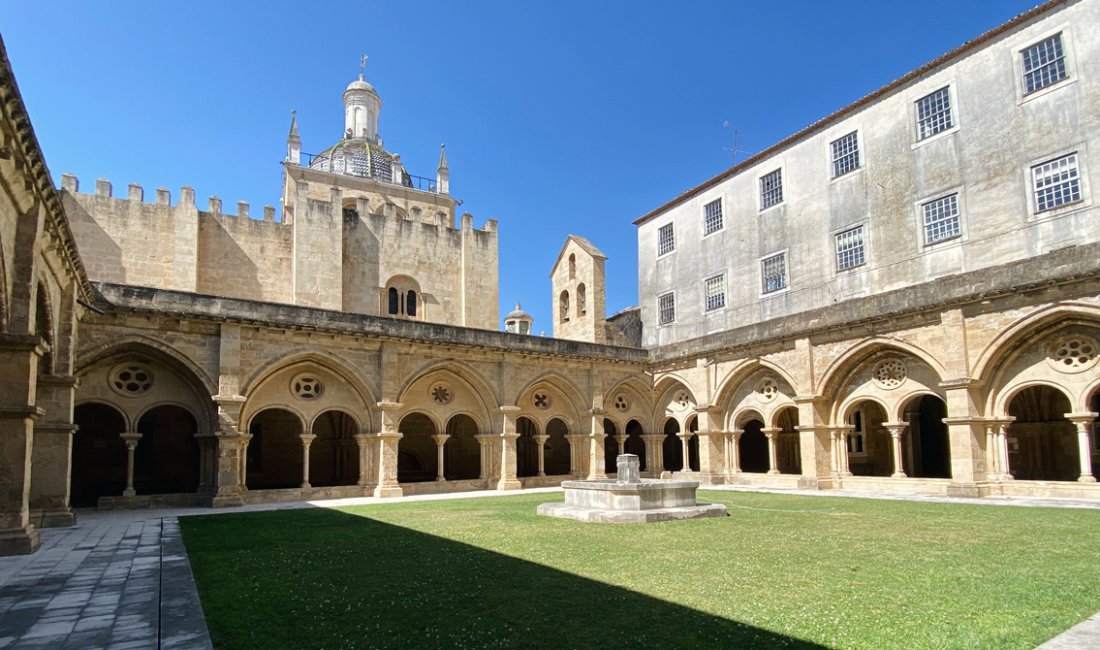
left=63, top=173, right=281, bottom=224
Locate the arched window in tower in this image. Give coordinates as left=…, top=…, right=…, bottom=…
left=559, top=290, right=570, bottom=323
left=577, top=283, right=587, bottom=317
left=388, top=288, right=399, bottom=315
left=384, top=275, right=422, bottom=321
left=406, top=290, right=417, bottom=317
left=568, top=253, right=576, bottom=280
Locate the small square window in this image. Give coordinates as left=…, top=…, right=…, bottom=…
left=922, top=194, right=961, bottom=245
left=916, top=87, right=954, bottom=141
left=760, top=169, right=783, bottom=210
left=657, top=223, right=675, bottom=256
left=835, top=226, right=865, bottom=271
left=1032, top=152, right=1081, bottom=213
left=761, top=253, right=788, bottom=294
left=831, top=131, right=860, bottom=178
left=704, top=275, right=725, bottom=312
left=1023, top=33, right=1067, bottom=94
left=658, top=292, right=675, bottom=325
left=703, top=199, right=724, bottom=236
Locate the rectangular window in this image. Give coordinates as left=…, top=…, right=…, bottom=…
left=835, top=226, right=865, bottom=270
left=658, top=292, right=675, bottom=325
left=704, top=275, right=725, bottom=311
left=761, top=253, right=788, bottom=294
left=1023, top=33, right=1067, bottom=94
left=831, top=131, right=860, bottom=178
left=922, top=194, right=961, bottom=244
left=1032, top=152, right=1081, bottom=212
left=703, top=199, right=724, bottom=235
left=916, top=87, right=954, bottom=140
left=760, top=169, right=783, bottom=210
left=657, top=223, right=675, bottom=256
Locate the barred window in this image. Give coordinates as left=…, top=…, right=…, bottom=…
left=761, top=253, right=788, bottom=294
left=658, top=292, right=675, bottom=325
left=831, top=132, right=860, bottom=178
left=835, top=226, right=865, bottom=270
left=760, top=169, right=783, bottom=209
left=703, top=199, right=724, bottom=235
left=1032, top=152, right=1081, bottom=212
left=704, top=275, right=725, bottom=311
left=1023, top=33, right=1067, bottom=94
left=916, top=87, right=954, bottom=140
left=657, top=223, right=675, bottom=256
left=922, top=194, right=961, bottom=244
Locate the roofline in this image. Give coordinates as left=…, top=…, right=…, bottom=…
left=632, top=0, right=1070, bottom=227
left=548, top=234, right=607, bottom=278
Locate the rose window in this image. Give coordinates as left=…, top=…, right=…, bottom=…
left=872, top=359, right=907, bottom=390
left=1049, top=337, right=1099, bottom=372
left=757, top=378, right=778, bottom=402
left=291, top=375, right=324, bottom=400
left=533, top=392, right=550, bottom=410
left=431, top=385, right=452, bottom=404
left=109, top=363, right=154, bottom=397
left=614, top=395, right=629, bottom=412
left=675, top=392, right=690, bottom=409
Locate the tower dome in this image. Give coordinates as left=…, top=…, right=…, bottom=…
left=504, top=303, right=533, bottom=335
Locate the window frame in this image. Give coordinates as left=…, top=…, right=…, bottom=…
left=702, top=198, right=724, bottom=237
left=657, top=291, right=676, bottom=326
left=912, top=84, right=958, bottom=145
left=759, top=251, right=789, bottom=296
left=703, top=274, right=726, bottom=312
left=834, top=224, right=866, bottom=272
left=758, top=167, right=784, bottom=212
left=656, top=223, right=675, bottom=257
left=1020, top=31, right=1070, bottom=97
left=1030, top=150, right=1084, bottom=215
left=830, top=130, right=861, bottom=179
left=918, top=190, right=964, bottom=247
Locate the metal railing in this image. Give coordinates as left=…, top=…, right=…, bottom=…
left=295, top=152, right=438, bottom=193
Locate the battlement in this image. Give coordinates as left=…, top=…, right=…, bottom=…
left=62, top=173, right=280, bottom=223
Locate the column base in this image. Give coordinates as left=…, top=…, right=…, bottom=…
left=374, top=484, right=403, bottom=498
left=891, top=472, right=907, bottom=479
left=1079, top=475, right=1097, bottom=483
left=0, top=525, right=40, bottom=556
left=211, top=494, right=244, bottom=508
left=300, top=482, right=311, bottom=489
left=122, top=488, right=136, bottom=497
left=496, top=478, right=522, bottom=491
left=435, top=477, right=446, bottom=482
left=767, top=469, right=780, bottom=475
left=946, top=481, right=990, bottom=498
left=33, top=508, right=75, bottom=528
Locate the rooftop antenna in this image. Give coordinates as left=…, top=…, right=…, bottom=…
left=722, top=121, right=753, bottom=166
left=359, top=54, right=368, bottom=79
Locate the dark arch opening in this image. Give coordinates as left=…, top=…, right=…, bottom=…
left=687, top=416, right=700, bottom=471
left=740, top=419, right=768, bottom=473
left=407, top=290, right=418, bottom=317
left=311, top=410, right=359, bottom=487
left=388, top=287, right=399, bottom=315
left=775, top=407, right=802, bottom=475
left=624, top=419, right=646, bottom=471
left=846, top=401, right=890, bottom=477
left=135, top=405, right=200, bottom=495
left=903, top=395, right=951, bottom=479
left=603, top=419, right=619, bottom=473
left=545, top=418, right=571, bottom=475
left=517, top=417, right=539, bottom=478
left=662, top=419, right=682, bottom=471
left=398, top=413, right=436, bottom=483
left=445, top=414, right=481, bottom=480
left=247, top=408, right=304, bottom=489
left=72, top=403, right=127, bottom=507
left=1007, top=386, right=1077, bottom=481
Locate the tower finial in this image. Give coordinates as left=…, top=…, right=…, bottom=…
left=359, top=54, right=367, bottom=80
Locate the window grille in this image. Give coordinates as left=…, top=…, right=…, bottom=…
left=658, top=292, right=675, bottom=325
left=703, top=199, right=724, bottom=235
left=760, top=169, right=783, bottom=209
left=831, top=131, right=860, bottom=177
left=1032, top=152, right=1081, bottom=212
left=916, top=87, right=954, bottom=140
left=657, top=223, right=675, bottom=256
left=835, top=226, right=865, bottom=270
left=922, top=194, right=961, bottom=244
left=704, top=275, right=725, bottom=311
left=761, top=253, right=788, bottom=294
left=1023, top=33, right=1067, bottom=94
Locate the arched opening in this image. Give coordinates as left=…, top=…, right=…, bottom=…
left=545, top=418, right=571, bottom=475
left=568, top=253, right=576, bottom=280
left=624, top=419, right=646, bottom=470
left=444, top=414, right=480, bottom=480
left=845, top=401, right=890, bottom=477
left=1007, top=386, right=1077, bottom=481
left=388, top=287, right=399, bottom=315
left=901, top=395, right=951, bottom=478
left=662, top=419, right=682, bottom=471
left=577, top=283, right=587, bottom=317
left=603, top=419, right=619, bottom=473
left=774, top=407, right=802, bottom=475
left=135, top=405, right=200, bottom=495
left=516, top=417, right=539, bottom=477
left=247, top=408, right=305, bottom=489
left=740, top=419, right=768, bottom=473
left=559, top=291, right=570, bottom=323
left=384, top=275, right=421, bottom=320
left=72, top=403, right=127, bottom=507
left=406, top=290, right=418, bottom=317
left=311, top=410, right=359, bottom=487
left=687, top=416, right=700, bottom=471
left=397, top=413, right=436, bottom=483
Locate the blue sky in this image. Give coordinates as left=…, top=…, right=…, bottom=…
left=3, top=1, right=1039, bottom=334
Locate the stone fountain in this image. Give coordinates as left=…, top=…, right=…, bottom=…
left=537, top=454, right=728, bottom=523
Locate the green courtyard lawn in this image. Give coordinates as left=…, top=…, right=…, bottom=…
left=179, top=491, right=1100, bottom=649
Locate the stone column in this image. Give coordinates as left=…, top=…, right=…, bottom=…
left=29, top=374, right=79, bottom=528
left=211, top=395, right=247, bottom=508
left=354, top=432, right=373, bottom=487
left=587, top=412, right=607, bottom=480
left=566, top=434, right=586, bottom=477
left=613, top=434, right=627, bottom=472
left=730, top=429, right=743, bottom=475
left=940, top=382, right=988, bottom=491
left=995, top=420, right=1013, bottom=481
left=642, top=433, right=664, bottom=477
left=432, top=434, right=450, bottom=482
left=883, top=422, right=908, bottom=478
left=533, top=434, right=549, bottom=477
left=299, top=433, right=316, bottom=489
left=762, top=427, right=780, bottom=474
left=120, top=432, right=143, bottom=497
left=374, top=401, right=403, bottom=498
left=475, top=434, right=496, bottom=482
left=677, top=433, right=692, bottom=473
left=0, top=335, right=45, bottom=554
left=497, top=406, right=522, bottom=490
left=1067, top=414, right=1098, bottom=483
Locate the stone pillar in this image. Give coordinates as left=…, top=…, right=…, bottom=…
left=695, top=431, right=724, bottom=483
left=677, top=433, right=692, bottom=473
left=432, top=434, right=450, bottom=482
left=984, top=421, right=1000, bottom=480
left=354, top=432, right=373, bottom=487
left=995, top=420, right=1014, bottom=481
left=475, top=434, right=497, bottom=482
left=299, top=433, right=316, bottom=489
left=0, top=335, right=45, bottom=554
left=1067, top=414, right=1098, bottom=483
left=642, top=433, right=664, bottom=477
left=29, top=374, right=78, bottom=528
left=941, top=383, right=988, bottom=490
left=884, top=422, right=908, bottom=479
left=374, top=401, right=403, bottom=498
left=831, top=426, right=854, bottom=477
left=587, top=412, right=607, bottom=480
left=762, top=427, right=780, bottom=475
left=120, top=432, right=143, bottom=497
left=534, top=434, right=549, bottom=477
left=211, top=395, right=247, bottom=508
left=613, top=434, right=627, bottom=472
left=730, top=429, right=743, bottom=475
left=566, top=434, right=586, bottom=477
left=497, top=406, right=522, bottom=490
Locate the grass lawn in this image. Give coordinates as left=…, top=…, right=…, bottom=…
left=179, top=491, right=1100, bottom=649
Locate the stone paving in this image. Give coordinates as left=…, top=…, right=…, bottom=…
left=0, top=486, right=1097, bottom=649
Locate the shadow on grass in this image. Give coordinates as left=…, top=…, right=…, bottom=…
left=181, top=507, right=825, bottom=650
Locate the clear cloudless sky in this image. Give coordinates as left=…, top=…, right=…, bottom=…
left=2, top=1, right=1039, bottom=334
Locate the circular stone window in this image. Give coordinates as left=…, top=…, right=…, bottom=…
left=108, top=363, right=154, bottom=397
left=431, top=384, right=452, bottom=404
left=614, top=395, right=630, bottom=412
left=291, top=374, right=324, bottom=400
left=756, top=377, right=779, bottom=402
left=872, top=359, right=908, bottom=390
left=1048, top=336, right=1099, bottom=373
left=533, top=392, right=551, bottom=410
left=674, top=391, right=691, bottom=410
